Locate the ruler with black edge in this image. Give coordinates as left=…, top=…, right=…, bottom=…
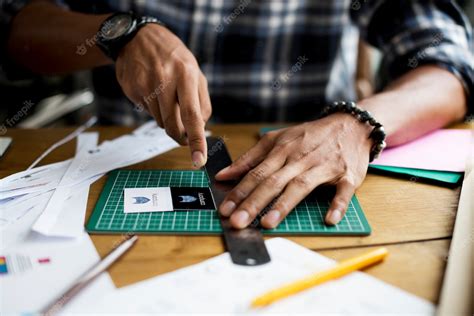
left=202, top=137, right=271, bottom=266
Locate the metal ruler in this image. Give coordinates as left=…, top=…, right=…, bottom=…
left=202, top=137, right=271, bottom=266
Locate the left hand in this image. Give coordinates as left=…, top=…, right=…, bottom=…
left=215, top=113, right=373, bottom=229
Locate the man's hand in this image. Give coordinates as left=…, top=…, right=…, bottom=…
left=215, top=113, right=373, bottom=229
left=116, top=24, right=211, bottom=167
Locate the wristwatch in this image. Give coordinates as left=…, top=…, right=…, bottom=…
left=97, top=12, right=164, bottom=61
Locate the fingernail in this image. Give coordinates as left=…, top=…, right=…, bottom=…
left=264, top=210, right=281, bottom=228
left=220, top=200, right=236, bottom=216
left=231, top=210, right=249, bottom=228
left=215, top=166, right=229, bottom=178
left=192, top=151, right=205, bottom=168
left=327, top=210, right=342, bottom=225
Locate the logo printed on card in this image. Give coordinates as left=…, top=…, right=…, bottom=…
left=132, top=196, right=151, bottom=204
left=178, top=195, right=197, bottom=203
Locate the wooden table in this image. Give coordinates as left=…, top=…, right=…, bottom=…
left=2, top=124, right=468, bottom=304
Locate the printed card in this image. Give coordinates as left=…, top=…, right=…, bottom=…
left=123, top=187, right=215, bottom=213
left=124, top=187, right=174, bottom=213
left=170, top=187, right=215, bottom=211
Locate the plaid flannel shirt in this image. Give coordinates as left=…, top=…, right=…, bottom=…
left=2, top=0, right=473, bottom=124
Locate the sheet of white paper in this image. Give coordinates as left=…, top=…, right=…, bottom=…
left=41, top=174, right=102, bottom=238
left=0, top=131, right=96, bottom=201
left=0, top=192, right=47, bottom=229
left=0, top=232, right=115, bottom=314
left=123, top=187, right=174, bottom=213
left=0, top=160, right=70, bottom=200
left=0, top=160, right=69, bottom=188
left=91, top=238, right=434, bottom=315
left=32, top=133, right=99, bottom=237
left=0, top=191, right=53, bottom=249
left=0, top=190, right=47, bottom=210
left=132, top=120, right=158, bottom=135
left=59, top=123, right=179, bottom=187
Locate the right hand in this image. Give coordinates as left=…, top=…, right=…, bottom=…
left=115, top=23, right=211, bottom=167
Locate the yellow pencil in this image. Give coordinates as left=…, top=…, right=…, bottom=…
left=251, top=247, right=389, bottom=308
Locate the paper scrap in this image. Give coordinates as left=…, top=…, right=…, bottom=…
left=0, top=191, right=53, bottom=249
left=40, top=175, right=102, bottom=238
left=0, top=160, right=70, bottom=201
left=58, top=123, right=179, bottom=187
left=31, top=122, right=180, bottom=237
left=0, top=133, right=96, bottom=243
left=32, top=133, right=100, bottom=237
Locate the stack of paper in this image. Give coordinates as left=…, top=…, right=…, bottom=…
left=1, top=132, right=114, bottom=314
left=0, top=121, right=179, bottom=242
left=371, top=129, right=472, bottom=184
left=0, top=121, right=181, bottom=313
left=89, top=238, right=435, bottom=314
left=0, top=132, right=99, bottom=247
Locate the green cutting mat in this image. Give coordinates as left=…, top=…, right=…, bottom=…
left=86, top=170, right=371, bottom=235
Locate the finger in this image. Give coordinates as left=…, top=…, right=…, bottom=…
left=260, top=165, right=333, bottom=229
left=215, top=132, right=276, bottom=181
left=199, top=73, right=212, bottom=123
left=138, top=77, right=165, bottom=127
left=220, top=152, right=286, bottom=218
left=139, top=83, right=164, bottom=127
left=177, top=70, right=207, bottom=167
left=157, top=81, right=187, bottom=145
left=228, top=163, right=304, bottom=229
left=145, top=98, right=164, bottom=127
left=161, top=103, right=187, bottom=145
left=325, top=178, right=356, bottom=225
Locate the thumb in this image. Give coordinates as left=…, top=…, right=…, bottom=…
left=325, top=179, right=355, bottom=225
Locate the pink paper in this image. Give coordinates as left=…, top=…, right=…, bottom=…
left=371, top=129, right=472, bottom=172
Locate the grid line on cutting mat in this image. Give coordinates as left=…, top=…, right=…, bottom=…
left=86, top=170, right=371, bottom=235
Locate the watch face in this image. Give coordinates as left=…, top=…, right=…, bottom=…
left=101, top=14, right=133, bottom=40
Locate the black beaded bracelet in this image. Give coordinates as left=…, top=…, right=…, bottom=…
left=319, top=101, right=387, bottom=162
